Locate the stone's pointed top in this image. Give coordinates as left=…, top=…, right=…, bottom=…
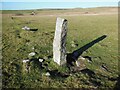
left=57, top=17, right=64, bottom=20
left=57, top=17, right=67, bottom=22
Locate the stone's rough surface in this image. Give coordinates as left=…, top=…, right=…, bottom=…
left=53, top=17, right=67, bottom=65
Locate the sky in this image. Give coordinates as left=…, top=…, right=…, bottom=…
left=1, top=0, right=119, bottom=2
left=1, top=2, right=119, bottom=10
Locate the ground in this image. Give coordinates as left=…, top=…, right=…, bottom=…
left=2, top=7, right=118, bottom=89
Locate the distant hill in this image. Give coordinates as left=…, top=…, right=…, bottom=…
left=2, top=7, right=118, bottom=15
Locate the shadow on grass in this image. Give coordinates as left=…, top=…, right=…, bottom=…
left=27, top=35, right=107, bottom=80
left=29, top=29, right=38, bottom=31
left=47, top=69, right=70, bottom=79
left=80, top=68, right=95, bottom=77
left=66, top=35, right=107, bottom=66
left=30, top=58, right=70, bottom=78
left=114, top=75, right=120, bottom=90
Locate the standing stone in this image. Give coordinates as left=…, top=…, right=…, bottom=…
left=53, top=17, right=68, bottom=65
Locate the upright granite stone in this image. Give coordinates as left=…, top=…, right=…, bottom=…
left=53, top=17, right=68, bottom=65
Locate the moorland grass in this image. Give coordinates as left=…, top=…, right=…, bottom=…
left=2, top=8, right=118, bottom=89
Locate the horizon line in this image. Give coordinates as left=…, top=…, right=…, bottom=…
left=1, top=6, right=118, bottom=10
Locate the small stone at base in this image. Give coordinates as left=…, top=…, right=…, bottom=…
left=45, top=72, right=50, bottom=76
left=39, top=59, right=43, bottom=62
left=29, top=52, right=36, bottom=56
left=23, top=59, right=30, bottom=63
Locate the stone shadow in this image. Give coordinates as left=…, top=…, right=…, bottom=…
left=114, top=75, right=120, bottom=90
left=29, top=29, right=38, bottom=31
left=46, top=69, right=70, bottom=78
left=66, top=35, right=107, bottom=66
left=80, top=68, right=95, bottom=77
left=80, top=68, right=102, bottom=87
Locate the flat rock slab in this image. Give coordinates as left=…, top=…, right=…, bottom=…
left=53, top=17, right=68, bottom=65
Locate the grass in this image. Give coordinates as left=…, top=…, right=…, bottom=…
left=2, top=7, right=118, bottom=89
